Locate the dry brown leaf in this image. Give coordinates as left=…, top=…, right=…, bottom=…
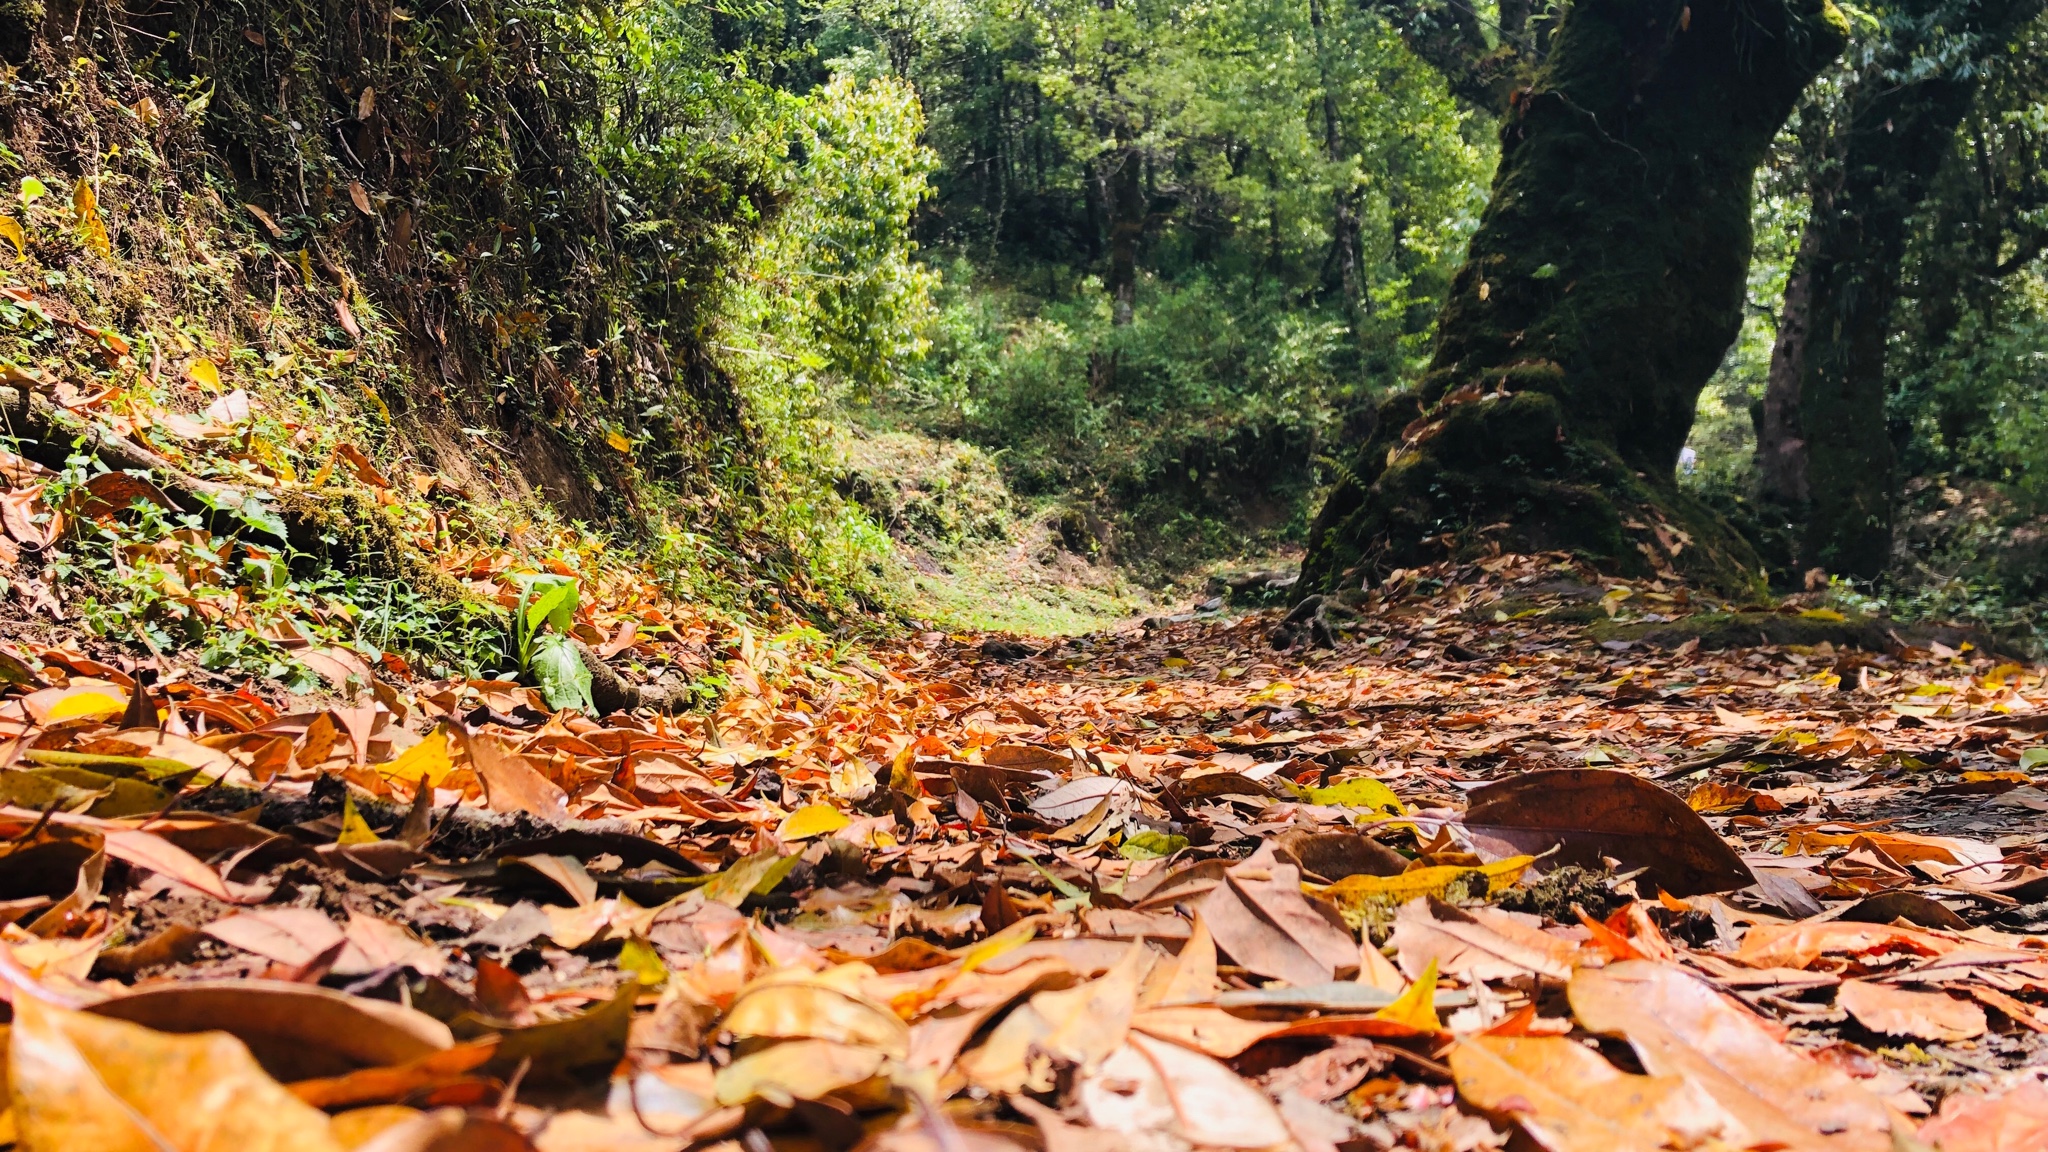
left=957, top=942, right=1150, bottom=1093
left=1195, top=862, right=1356, bottom=986
left=1462, top=768, right=1754, bottom=897
left=723, top=969, right=912, bottom=1057
left=1451, top=1034, right=1747, bottom=1151
left=12, top=996, right=346, bottom=1151
left=1835, top=980, right=1987, bottom=1042
left=1077, top=1032, right=1291, bottom=1149
left=86, top=978, right=453, bottom=1082
left=1129, top=1005, right=1287, bottom=1057
left=461, top=730, right=569, bottom=818
left=1390, top=897, right=1578, bottom=982
left=1916, top=1081, right=2048, bottom=1152
left=1569, top=961, right=1897, bottom=1151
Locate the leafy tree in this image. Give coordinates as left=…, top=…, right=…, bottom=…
left=1756, top=0, right=2047, bottom=579
left=1303, top=0, right=1847, bottom=590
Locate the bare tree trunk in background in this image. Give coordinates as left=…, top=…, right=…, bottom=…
left=1310, top=0, right=1363, bottom=339
left=1105, top=147, right=1143, bottom=326
left=1756, top=0, right=2046, bottom=580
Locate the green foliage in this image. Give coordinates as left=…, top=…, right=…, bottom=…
left=710, top=72, right=939, bottom=598
left=509, top=573, right=596, bottom=712
left=829, top=0, right=1490, bottom=560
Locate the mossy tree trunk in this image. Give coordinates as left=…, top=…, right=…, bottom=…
left=1302, top=0, right=1846, bottom=591
left=1757, top=0, right=2045, bottom=580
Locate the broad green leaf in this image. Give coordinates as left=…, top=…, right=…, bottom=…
left=514, top=573, right=579, bottom=636
left=19, top=177, right=46, bottom=204
left=2022, top=747, right=2048, bottom=771
left=1118, top=830, right=1188, bottom=859
left=531, top=632, right=595, bottom=714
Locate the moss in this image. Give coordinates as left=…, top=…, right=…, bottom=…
left=277, top=488, right=466, bottom=605
left=1589, top=608, right=2013, bottom=655
left=1302, top=0, right=1845, bottom=593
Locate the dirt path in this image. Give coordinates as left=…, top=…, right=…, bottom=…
left=2, top=553, right=2046, bottom=1150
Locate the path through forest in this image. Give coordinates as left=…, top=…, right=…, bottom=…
left=2, top=553, right=2047, bottom=1150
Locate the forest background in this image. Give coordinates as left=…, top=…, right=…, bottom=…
left=0, top=0, right=2044, bottom=690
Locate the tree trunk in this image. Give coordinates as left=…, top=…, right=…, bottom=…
left=1301, top=0, right=1845, bottom=591
left=1105, top=147, right=1143, bottom=326
left=1310, top=0, right=1363, bottom=336
left=1756, top=0, right=2046, bottom=579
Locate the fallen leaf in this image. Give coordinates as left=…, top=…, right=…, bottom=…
left=958, top=942, right=1149, bottom=1092
left=1463, top=769, right=1753, bottom=897
left=1195, top=862, right=1357, bottom=986
left=1451, top=1034, right=1747, bottom=1151
left=12, top=996, right=347, bottom=1151
left=1391, top=897, right=1578, bottom=982
left=1916, top=1080, right=2048, bottom=1152
left=1313, top=856, right=1534, bottom=928
left=1835, top=980, right=1986, bottom=1042
left=102, top=828, right=253, bottom=904
left=460, top=730, right=569, bottom=818
left=779, top=803, right=852, bottom=841
left=1374, top=958, right=1441, bottom=1031
left=1569, top=961, right=1896, bottom=1150
left=713, top=1038, right=890, bottom=1108
left=723, top=969, right=912, bottom=1057
left=85, top=978, right=453, bottom=1082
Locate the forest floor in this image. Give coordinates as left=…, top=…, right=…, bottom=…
left=3, top=552, right=2048, bottom=1151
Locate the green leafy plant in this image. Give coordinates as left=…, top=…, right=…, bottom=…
left=511, top=574, right=595, bottom=714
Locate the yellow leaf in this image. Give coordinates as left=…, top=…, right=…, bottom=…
left=605, top=430, right=633, bottom=453
left=72, top=180, right=110, bottom=258
left=723, top=973, right=910, bottom=1058
left=10, top=997, right=346, bottom=1152
left=1375, top=958, right=1440, bottom=1031
left=956, top=918, right=1038, bottom=977
left=1303, top=777, right=1405, bottom=813
left=296, top=248, right=317, bottom=287
left=778, top=803, right=851, bottom=841
left=48, top=689, right=127, bottom=722
left=337, top=793, right=379, bottom=845
left=0, top=216, right=24, bottom=259
left=380, top=728, right=453, bottom=787
left=1312, top=856, right=1534, bottom=929
left=1162, top=656, right=1190, bottom=668
left=1798, top=607, right=1847, bottom=622
left=185, top=357, right=220, bottom=391
left=618, top=937, right=667, bottom=986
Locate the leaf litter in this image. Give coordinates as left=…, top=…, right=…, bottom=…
left=0, top=553, right=2044, bottom=1149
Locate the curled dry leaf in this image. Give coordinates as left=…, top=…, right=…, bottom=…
left=86, top=978, right=453, bottom=1081
left=1569, top=961, right=1897, bottom=1151
left=12, top=997, right=347, bottom=1152
left=1462, top=769, right=1754, bottom=897
left=1451, top=1034, right=1747, bottom=1151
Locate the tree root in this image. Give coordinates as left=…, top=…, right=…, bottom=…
left=571, top=639, right=696, bottom=715
left=1269, top=594, right=1357, bottom=650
